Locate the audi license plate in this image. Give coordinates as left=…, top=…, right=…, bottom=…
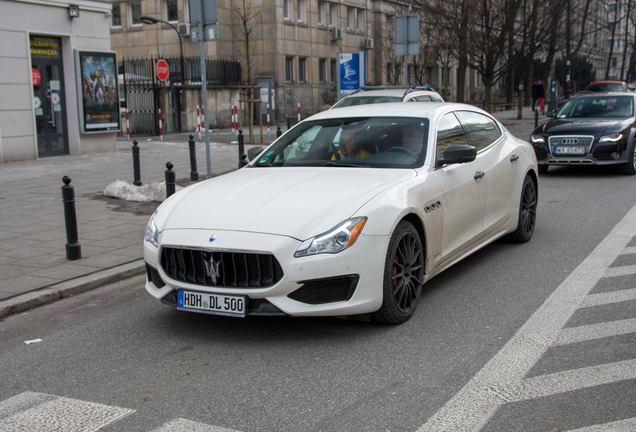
left=554, top=146, right=586, bottom=155
left=177, top=290, right=246, bottom=317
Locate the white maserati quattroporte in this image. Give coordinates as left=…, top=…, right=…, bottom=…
left=144, top=103, right=538, bottom=323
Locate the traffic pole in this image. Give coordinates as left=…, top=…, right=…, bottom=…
left=126, top=109, right=130, bottom=141
left=158, top=108, right=163, bottom=141
left=200, top=106, right=205, bottom=135
left=231, top=104, right=235, bottom=134
left=267, top=103, right=270, bottom=134
left=297, top=103, right=300, bottom=123
left=235, top=101, right=239, bottom=135
left=196, top=105, right=201, bottom=140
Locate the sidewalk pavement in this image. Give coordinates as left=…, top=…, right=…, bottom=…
left=0, top=107, right=544, bottom=319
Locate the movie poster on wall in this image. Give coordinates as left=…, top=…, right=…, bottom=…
left=77, top=51, right=120, bottom=133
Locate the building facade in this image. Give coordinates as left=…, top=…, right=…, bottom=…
left=0, top=0, right=116, bottom=163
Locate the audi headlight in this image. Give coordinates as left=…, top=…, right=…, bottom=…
left=530, top=135, right=545, bottom=144
left=294, top=217, right=367, bottom=258
left=144, top=211, right=159, bottom=247
left=600, top=133, right=623, bottom=142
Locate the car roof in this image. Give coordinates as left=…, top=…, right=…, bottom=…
left=343, top=89, right=441, bottom=98
left=308, top=102, right=485, bottom=121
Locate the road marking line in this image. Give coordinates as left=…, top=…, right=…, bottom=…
left=150, top=418, right=241, bottom=432
left=0, top=391, right=134, bottom=432
left=605, top=264, right=636, bottom=277
left=554, top=318, right=636, bottom=345
left=564, top=416, right=636, bottom=432
left=417, top=204, right=636, bottom=432
left=620, top=246, right=636, bottom=255
left=489, top=358, right=636, bottom=402
left=582, top=288, right=636, bottom=306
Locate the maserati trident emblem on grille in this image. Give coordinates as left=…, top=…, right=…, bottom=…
left=204, top=255, right=221, bottom=284
left=209, top=234, right=217, bottom=242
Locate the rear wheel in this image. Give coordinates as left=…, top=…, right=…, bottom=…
left=505, top=175, right=537, bottom=243
left=620, top=143, right=636, bottom=175
left=372, top=221, right=424, bottom=324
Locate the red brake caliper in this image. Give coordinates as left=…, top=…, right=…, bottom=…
left=392, top=256, right=399, bottom=288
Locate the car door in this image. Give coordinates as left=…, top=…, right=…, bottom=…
left=430, top=112, right=487, bottom=267
left=455, top=111, right=521, bottom=236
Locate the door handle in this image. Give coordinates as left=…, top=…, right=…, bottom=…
left=510, top=154, right=519, bottom=162
left=474, top=171, right=485, bottom=180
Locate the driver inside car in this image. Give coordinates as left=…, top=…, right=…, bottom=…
left=332, top=127, right=371, bottom=160
left=401, top=123, right=425, bottom=155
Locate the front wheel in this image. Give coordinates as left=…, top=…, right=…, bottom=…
left=619, top=143, right=636, bottom=175
left=372, top=221, right=424, bottom=324
left=505, top=175, right=537, bottom=243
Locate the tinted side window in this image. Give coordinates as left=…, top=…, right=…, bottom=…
left=454, top=111, right=501, bottom=152
left=436, top=113, right=469, bottom=155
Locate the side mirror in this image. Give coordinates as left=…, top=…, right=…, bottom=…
left=437, top=144, right=476, bottom=167
left=247, top=146, right=264, bottom=161
left=546, top=110, right=556, bottom=118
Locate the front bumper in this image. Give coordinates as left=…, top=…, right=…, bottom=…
left=532, top=140, right=630, bottom=167
left=144, top=228, right=388, bottom=317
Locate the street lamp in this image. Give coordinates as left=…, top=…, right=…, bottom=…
left=140, top=16, right=185, bottom=85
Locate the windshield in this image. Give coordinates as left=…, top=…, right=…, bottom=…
left=556, top=95, right=634, bottom=119
left=252, top=117, right=429, bottom=168
left=586, top=83, right=624, bottom=92
left=332, top=96, right=403, bottom=108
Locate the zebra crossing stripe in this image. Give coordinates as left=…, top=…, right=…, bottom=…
left=564, top=417, right=636, bottom=432
left=151, top=418, right=241, bottom=432
left=0, top=391, right=134, bottom=432
left=417, top=204, right=636, bottom=432
left=554, top=318, right=636, bottom=346
left=581, top=288, right=636, bottom=307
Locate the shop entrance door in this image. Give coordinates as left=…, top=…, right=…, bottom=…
left=31, top=35, right=69, bottom=157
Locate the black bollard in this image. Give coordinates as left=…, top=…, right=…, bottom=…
left=188, top=134, right=199, bottom=181
left=534, top=110, right=539, bottom=128
left=238, top=129, right=247, bottom=168
left=132, top=140, right=142, bottom=186
left=287, top=117, right=291, bottom=130
left=61, top=176, right=81, bottom=260
left=165, top=162, right=176, bottom=198
left=276, top=125, right=282, bottom=138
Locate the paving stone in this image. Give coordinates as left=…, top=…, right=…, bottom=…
left=28, top=263, right=103, bottom=280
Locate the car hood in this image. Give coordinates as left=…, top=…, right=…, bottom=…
left=159, top=167, right=416, bottom=240
left=537, top=118, right=631, bottom=135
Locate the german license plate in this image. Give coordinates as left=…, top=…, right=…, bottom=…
left=177, top=290, right=246, bottom=317
left=554, top=146, right=585, bottom=155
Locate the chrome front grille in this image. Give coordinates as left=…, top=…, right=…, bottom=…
left=548, top=135, right=594, bottom=156
left=161, top=247, right=284, bottom=288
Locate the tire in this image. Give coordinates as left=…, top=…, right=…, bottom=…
left=505, top=175, right=537, bottom=243
left=372, top=221, right=424, bottom=324
left=538, top=164, right=549, bottom=174
left=619, top=143, right=636, bottom=175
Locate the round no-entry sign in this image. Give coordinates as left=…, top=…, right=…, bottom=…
left=32, top=68, right=41, bottom=86
left=156, top=59, right=169, bottom=81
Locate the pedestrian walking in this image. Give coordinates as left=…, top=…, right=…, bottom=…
left=531, top=81, right=539, bottom=111
left=537, top=80, right=545, bottom=114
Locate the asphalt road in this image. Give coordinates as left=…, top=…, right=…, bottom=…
left=0, top=165, right=635, bottom=432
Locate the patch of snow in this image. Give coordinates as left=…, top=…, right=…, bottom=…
left=103, top=180, right=182, bottom=202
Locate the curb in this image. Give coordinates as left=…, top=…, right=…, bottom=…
left=0, top=260, right=145, bottom=320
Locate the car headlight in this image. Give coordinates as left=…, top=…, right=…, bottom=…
left=294, top=217, right=367, bottom=258
left=530, top=135, right=545, bottom=144
left=144, top=211, right=159, bottom=247
left=600, top=133, right=623, bottom=142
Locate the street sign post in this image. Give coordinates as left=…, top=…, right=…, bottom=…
left=394, top=15, right=419, bottom=86
left=156, top=59, right=169, bottom=81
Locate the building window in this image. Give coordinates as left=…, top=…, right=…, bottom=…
left=286, top=57, right=294, bottom=82
left=330, top=58, right=337, bottom=83
left=347, top=7, right=353, bottom=29
left=111, top=3, right=121, bottom=27
left=319, top=59, right=326, bottom=83
left=130, top=1, right=142, bottom=26
left=356, top=9, right=362, bottom=31
left=318, top=1, right=324, bottom=25
left=299, top=58, right=307, bottom=83
left=608, top=3, right=622, bottom=13
left=328, top=3, right=334, bottom=27
left=612, top=57, right=618, bottom=68
left=284, top=0, right=290, bottom=20
left=296, top=0, right=303, bottom=22
left=608, top=38, right=621, bottom=49
left=166, top=0, right=178, bottom=22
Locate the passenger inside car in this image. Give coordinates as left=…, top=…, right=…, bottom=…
left=401, top=123, right=425, bottom=154
left=332, top=127, right=371, bottom=160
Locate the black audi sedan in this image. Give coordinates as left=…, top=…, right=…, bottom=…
left=530, top=92, right=636, bottom=175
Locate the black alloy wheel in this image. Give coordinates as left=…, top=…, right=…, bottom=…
left=620, top=142, right=636, bottom=175
left=505, top=175, right=537, bottom=243
left=372, top=221, right=424, bottom=324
